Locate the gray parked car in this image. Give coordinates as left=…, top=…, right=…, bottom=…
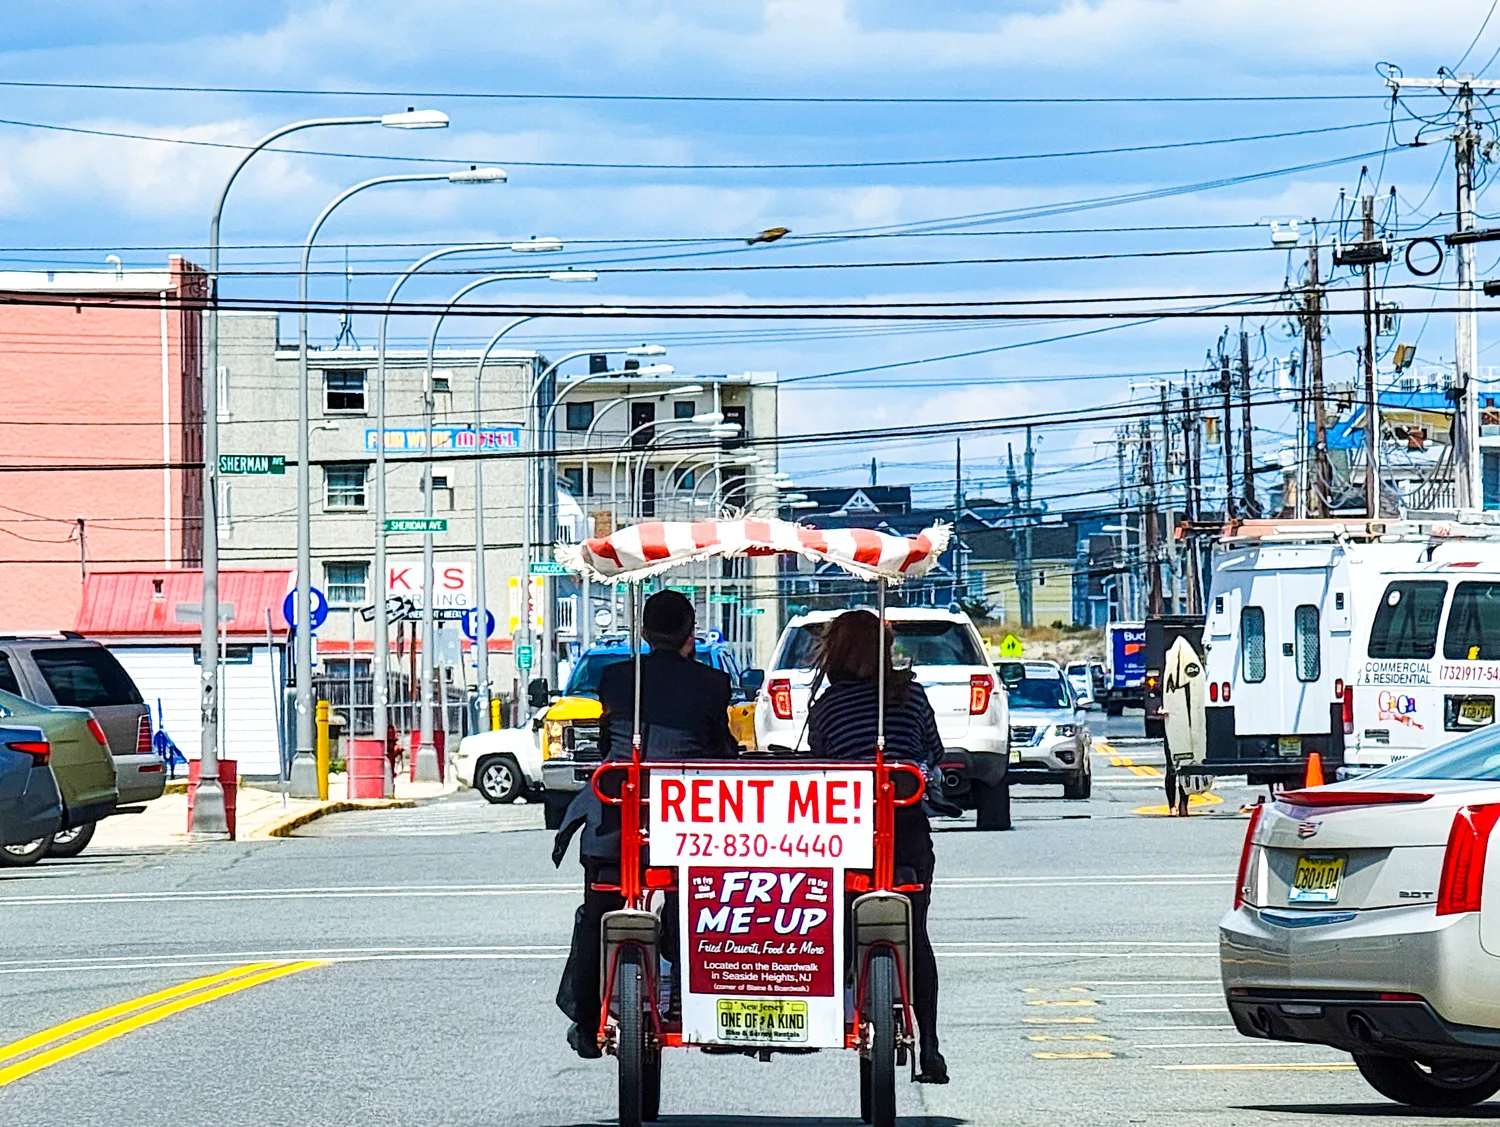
left=0, top=634, right=163, bottom=805
left=0, top=724, right=61, bottom=847
left=1000, top=661, right=1092, bottom=799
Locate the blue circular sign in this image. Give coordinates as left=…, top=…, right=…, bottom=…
left=282, top=587, right=329, bottom=630
left=706, top=628, right=724, bottom=645
left=461, top=608, right=497, bottom=641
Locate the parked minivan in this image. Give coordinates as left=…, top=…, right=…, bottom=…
left=0, top=634, right=163, bottom=805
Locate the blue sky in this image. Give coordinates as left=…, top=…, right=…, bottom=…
left=2, top=1, right=1498, bottom=512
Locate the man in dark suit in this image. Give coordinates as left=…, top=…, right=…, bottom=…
left=554, top=591, right=740, bottom=1057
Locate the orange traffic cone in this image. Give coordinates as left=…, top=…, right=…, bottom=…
left=1304, top=752, right=1325, bottom=788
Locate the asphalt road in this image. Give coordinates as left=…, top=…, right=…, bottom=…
left=0, top=718, right=1445, bottom=1126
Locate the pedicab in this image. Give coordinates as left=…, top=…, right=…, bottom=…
left=557, top=517, right=951, bottom=1127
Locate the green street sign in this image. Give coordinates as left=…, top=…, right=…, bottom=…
left=667, top=583, right=697, bottom=593
left=218, top=454, right=285, bottom=476
left=708, top=592, right=739, bottom=604
left=529, top=560, right=569, bottom=576
left=740, top=606, right=767, bottom=616
left=516, top=644, right=534, bottom=671
left=384, top=518, right=447, bottom=534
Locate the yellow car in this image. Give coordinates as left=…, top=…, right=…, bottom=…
left=538, top=638, right=760, bottom=828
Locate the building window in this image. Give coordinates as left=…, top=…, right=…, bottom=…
left=566, top=402, right=595, bottom=432
left=323, top=369, right=366, bottom=413
left=431, top=372, right=451, bottom=394
left=673, top=467, right=695, bottom=490
left=429, top=473, right=454, bottom=510
left=674, top=400, right=696, bottom=420
left=325, top=465, right=367, bottom=510
left=641, top=468, right=657, bottom=517
left=630, top=402, right=655, bottom=448
left=325, top=561, right=369, bottom=607
left=722, top=404, right=746, bottom=448
left=562, top=467, right=583, bottom=495
left=217, top=365, right=231, bottom=420
left=217, top=483, right=233, bottom=532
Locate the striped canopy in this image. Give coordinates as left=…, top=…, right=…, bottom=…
left=556, top=518, right=951, bottom=584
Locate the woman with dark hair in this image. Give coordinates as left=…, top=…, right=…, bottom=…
left=806, top=608, right=948, bottom=1085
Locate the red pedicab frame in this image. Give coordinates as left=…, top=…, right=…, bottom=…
left=558, top=517, right=949, bottom=1127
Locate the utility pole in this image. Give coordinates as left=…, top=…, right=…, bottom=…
left=1007, top=443, right=1022, bottom=625
left=1239, top=330, right=1256, bottom=517
left=1306, top=237, right=1330, bottom=517
left=1361, top=195, right=1380, bottom=518
left=1220, top=351, right=1235, bottom=519
left=1181, top=385, right=1203, bottom=613
left=953, top=438, right=964, bottom=604
left=1022, top=425, right=1034, bottom=628
left=1160, top=385, right=1180, bottom=613
left=1115, top=433, right=1131, bottom=620
left=1384, top=71, right=1497, bottom=508
left=1141, top=418, right=1162, bottom=615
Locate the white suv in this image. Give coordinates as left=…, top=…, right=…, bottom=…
left=753, top=607, right=1012, bottom=829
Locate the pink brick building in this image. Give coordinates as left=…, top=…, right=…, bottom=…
left=0, top=259, right=206, bottom=629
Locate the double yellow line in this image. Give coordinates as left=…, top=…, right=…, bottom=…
left=0, top=960, right=323, bottom=1088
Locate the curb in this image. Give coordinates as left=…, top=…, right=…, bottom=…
left=258, top=798, right=416, bottom=839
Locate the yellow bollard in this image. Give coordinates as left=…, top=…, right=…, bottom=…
left=489, top=696, right=501, bottom=731
left=315, top=699, right=330, bottom=801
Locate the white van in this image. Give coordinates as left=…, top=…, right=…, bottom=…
left=1201, top=521, right=1415, bottom=785
left=1346, top=534, right=1500, bottom=771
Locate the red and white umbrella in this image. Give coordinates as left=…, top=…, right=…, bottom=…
left=556, top=517, right=950, bottom=584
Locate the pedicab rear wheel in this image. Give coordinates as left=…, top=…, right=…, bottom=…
left=616, top=947, right=645, bottom=1127
left=860, top=949, right=897, bottom=1127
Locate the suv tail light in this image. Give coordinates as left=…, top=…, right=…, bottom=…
left=136, top=714, right=152, bottom=754
left=8, top=739, right=49, bottom=767
left=1234, top=802, right=1265, bottom=910
left=1209, top=681, right=1219, bottom=703
left=768, top=678, right=793, bottom=721
left=1342, top=684, right=1354, bottom=735
left=969, top=674, right=994, bottom=715
left=1221, top=681, right=1232, bottom=703
left=1437, top=803, right=1500, bottom=915
left=86, top=717, right=110, bottom=748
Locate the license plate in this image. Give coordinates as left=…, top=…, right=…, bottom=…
left=716, top=999, right=809, bottom=1043
left=1460, top=700, right=1494, bottom=726
left=1290, top=855, right=1345, bottom=904
left=1278, top=736, right=1302, bottom=757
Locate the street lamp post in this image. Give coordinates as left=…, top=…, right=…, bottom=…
left=288, top=166, right=506, bottom=799
left=195, top=108, right=449, bottom=835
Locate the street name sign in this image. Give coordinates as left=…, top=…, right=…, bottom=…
left=740, top=606, right=767, bottom=616
left=529, top=560, right=569, bottom=575
left=218, top=454, right=285, bottom=475
left=708, top=592, right=739, bottom=604
left=385, top=518, right=448, bottom=534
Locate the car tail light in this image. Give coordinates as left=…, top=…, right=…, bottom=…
left=1379, top=992, right=1425, bottom=1002
left=1222, top=682, right=1232, bottom=703
left=768, top=678, right=793, bottom=721
left=1334, top=678, right=1345, bottom=698
left=1280, top=789, right=1433, bottom=807
left=644, top=867, right=676, bottom=890
left=136, top=714, right=152, bottom=754
left=8, top=739, right=49, bottom=766
left=1341, top=684, right=1354, bottom=735
left=969, top=674, right=994, bottom=715
left=86, top=718, right=109, bottom=748
left=1437, top=803, right=1500, bottom=915
left=845, top=872, right=873, bottom=893
left=1234, top=803, right=1264, bottom=910
left=1209, top=681, right=1219, bottom=703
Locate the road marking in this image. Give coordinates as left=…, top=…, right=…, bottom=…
left=1025, top=998, right=1098, bottom=1007
left=1130, top=1025, right=1236, bottom=1031
left=1026, top=1034, right=1114, bottom=1042
left=1094, top=741, right=1115, bottom=755
left=1162, top=1063, right=1356, bottom=1072
left=1134, top=1041, right=1311, bottom=1050
left=940, top=941, right=1215, bottom=948
left=1095, top=992, right=1221, bottom=999
left=1023, top=1017, right=1098, bottom=1025
left=1120, top=1007, right=1226, bottom=1014
left=0, top=961, right=322, bottom=1088
left=1035, top=1051, right=1116, bottom=1059
left=1110, top=755, right=1133, bottom=767
left=1134, top=794, right=1225, bottom=817
left=0, top=945, right=571, bottom=976
left=1023, top=986, right=1091, bottom=993
left=1129, top=765, right=1163, bottom=777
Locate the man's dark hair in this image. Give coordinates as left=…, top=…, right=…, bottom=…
left=642, top=590, right=695, bottom=650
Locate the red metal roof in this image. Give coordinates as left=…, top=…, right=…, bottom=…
left=75, top=570, right=294, bottom=638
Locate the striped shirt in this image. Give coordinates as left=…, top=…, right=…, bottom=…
left=806, top=678, right=944, bottom=769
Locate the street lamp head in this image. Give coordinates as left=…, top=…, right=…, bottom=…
left=787, top=499, right=819, bottom=510
left=667, top=384, right=705, bottom=397
left=381, top=109, right=451, bottom=129
left=780, top=492, right=809, bottom=502
left=627, top=344, right=668, bottom=356
left=547, top=270, right=597, bottom=282
left=709, top=422, right=741, bottom=437
left=447, top=166, right=507, bottom=183
left=632, top=363, right=674, bottom=378
left=733, top=454, right=761, bottom=465
left=691, top=411, right=725, bottom=425
left=511, top=237, right=563, bottom=253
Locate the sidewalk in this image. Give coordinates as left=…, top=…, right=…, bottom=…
left=92, top=773, right=460, bottom=849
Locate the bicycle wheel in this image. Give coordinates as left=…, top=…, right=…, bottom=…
left=617, top=948, right=644, bottom=1127
left=867, top=950, right=897, bottom=1127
